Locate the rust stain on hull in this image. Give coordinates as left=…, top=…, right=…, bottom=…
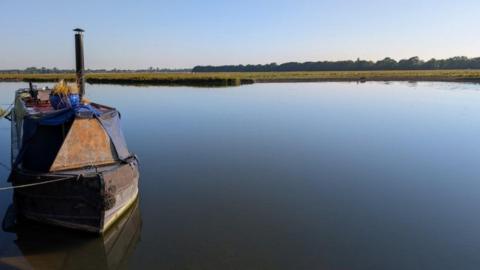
left=50, top=118, right=118, bottom=172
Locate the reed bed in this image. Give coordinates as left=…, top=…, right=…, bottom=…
left=1, top=70, right=480, bottom=87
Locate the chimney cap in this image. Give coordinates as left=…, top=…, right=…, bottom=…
left=73, top=28, right=84, bottom=33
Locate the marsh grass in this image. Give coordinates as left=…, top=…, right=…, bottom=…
left=0, top=108, right=6, bottom=118
left=52, top=80, right=79, bottom=95
left=1, top=70, right=480, bottom=86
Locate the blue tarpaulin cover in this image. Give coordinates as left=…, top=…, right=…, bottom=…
left=12, top=96, right=131, bottom=168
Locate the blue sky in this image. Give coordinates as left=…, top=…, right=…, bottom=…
left=0, top=0, right=479, bottom=69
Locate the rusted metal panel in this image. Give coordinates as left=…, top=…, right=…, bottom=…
left=50, top=118, right=118, bottom=172
left=12, top=159, right=139, bottom=233
left=102, top=160, right=139, bottom=231
left=12, top=170, right=104, bottom=233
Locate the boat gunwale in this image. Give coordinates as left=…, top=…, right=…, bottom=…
left=12, top=156, right=138, bottom=180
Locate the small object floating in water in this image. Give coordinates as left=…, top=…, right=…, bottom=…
left=8, top=29, right=139, bottom=234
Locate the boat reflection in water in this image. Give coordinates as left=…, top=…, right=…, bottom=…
left=1, top=198, right=141, bottom=270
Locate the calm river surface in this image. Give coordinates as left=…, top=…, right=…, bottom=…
left=1, top=81, right=480, bottom=269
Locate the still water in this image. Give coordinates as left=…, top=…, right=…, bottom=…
left=1, top=81, right=480, bottom=269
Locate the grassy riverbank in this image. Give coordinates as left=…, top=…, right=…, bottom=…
left=2, top=70, right=480, bottom=86
left=0, top=73, right=251, bottom=87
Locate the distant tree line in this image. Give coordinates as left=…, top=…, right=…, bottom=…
left=0, top=67, right=192, bottom=74
left=5, top=57, right=480, bottom=74
left=0, top=67, right=74, bottom=74
left=192, top=56, right=480, bottom=72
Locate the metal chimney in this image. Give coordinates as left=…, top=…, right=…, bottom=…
left=74, top=28, right=85, bottom=98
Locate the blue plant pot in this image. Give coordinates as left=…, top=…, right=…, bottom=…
left=69, top=94, right=80, bottom=107
left=50, top=94, right=80, bottom=109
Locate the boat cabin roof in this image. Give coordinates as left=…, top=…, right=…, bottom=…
left=12, top=87, right=131, bottom=172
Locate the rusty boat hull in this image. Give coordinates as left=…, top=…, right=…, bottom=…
left=10, top=159, right=139, bottom=233
left=9, top=87, right=140, bottom=233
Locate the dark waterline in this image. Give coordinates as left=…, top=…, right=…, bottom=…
left=1, top=81, right=480, bottom=269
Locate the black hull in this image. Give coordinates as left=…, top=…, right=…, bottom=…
left=10, top=158, right=139, bottom=233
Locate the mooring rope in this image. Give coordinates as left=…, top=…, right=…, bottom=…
left=0, top=176, right=77, bottom=191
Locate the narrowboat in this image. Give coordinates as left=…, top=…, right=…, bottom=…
left=7, top=29, right=139, bottom=233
